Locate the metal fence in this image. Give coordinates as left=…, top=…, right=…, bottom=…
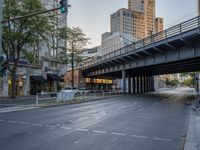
left=83, top=16, right=200, bottom=68
left=36, top=90, right=122, bottom=106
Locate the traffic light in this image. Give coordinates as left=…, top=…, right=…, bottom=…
left=60, top=0, right=68, bottom=14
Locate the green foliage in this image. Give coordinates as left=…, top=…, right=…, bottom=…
left=181, top=79, right=193, bottom=87
left=2, top=0, right=54, bottom=98
left=166, top=78, right=179, bottom=87
left=57, top=27, right=89, bottom=66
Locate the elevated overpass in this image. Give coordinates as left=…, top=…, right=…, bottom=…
left=82, top=16, right=200, bottom=94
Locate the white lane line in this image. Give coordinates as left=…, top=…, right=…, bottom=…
left=75, top=128, right=89, bottom=132
left=152, top=102, right=159, bottom=106
left=92, top=130, right=107, bottom=134
left=153, top=137, right=171, bottom=142
left=19, top=122, right=29, bottom=125
left=74, top=141, right=80, bottom=144
left=111, top=132, right=126, bottom=136
left=60, top=126, right=72, bottom=130
left=0, top=119, right=5, bottom=122
left=46, top=125, right=56, bottom=128
left=32, top=123, right=42, bottom=127
left=137, top=108, right=145, bottom=112
left=7, top=120, right=17, bottom=123
left=131, top=134, right=148, bottom=139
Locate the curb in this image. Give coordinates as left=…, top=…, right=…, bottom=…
left=184, top=104, right=197, bottom=150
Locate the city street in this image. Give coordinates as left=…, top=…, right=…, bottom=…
left=0, top=89, right=194, bottom=150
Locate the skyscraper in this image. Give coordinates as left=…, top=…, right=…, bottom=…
left=128, top=0, right=155, bottom=36
left=110, top=8, right=145, bottom=39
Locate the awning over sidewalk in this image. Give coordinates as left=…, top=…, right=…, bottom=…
left=47, top=74, right=61, bottom=81
left=30, top=76, right=47, bottom=82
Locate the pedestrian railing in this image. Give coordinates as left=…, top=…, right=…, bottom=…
left=36, top=90, right=122, bottom=106
left=83, top=16, right=200, bottom=69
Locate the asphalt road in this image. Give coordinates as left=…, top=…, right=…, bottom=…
left=0, top=90, right=194, bottom=150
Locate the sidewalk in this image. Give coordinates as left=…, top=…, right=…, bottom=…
left=0, top=95, right=36, bottom=101
left=184, top=104, right=200, bottom=150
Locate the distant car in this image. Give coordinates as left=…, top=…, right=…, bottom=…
left=78, top=88, right=90, bottom=95
left=61, top=87, right=79, bottom=95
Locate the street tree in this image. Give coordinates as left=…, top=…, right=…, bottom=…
left=2, top=0, right=54, bottom=98
left=57, top=27, right=89, bottom=88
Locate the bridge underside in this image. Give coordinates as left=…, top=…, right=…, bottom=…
left=82, top=21, right=200, bottom=94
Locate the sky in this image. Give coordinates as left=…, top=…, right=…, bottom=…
left=67, top=0, right=197, bottom=48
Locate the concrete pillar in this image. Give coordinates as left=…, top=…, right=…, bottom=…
left=137, top=76, right=140, bottom=94
left=149, top=76, right=155, bottom=92
left=122, top=70, right=126, bottom=95
left=147, top=76, right=150, bottom=92
left=24, top=74, right=30, bottom=96
left=132, top=76, right=136, bottom=94
left=144, top=76, right=147, bottom=93
left=140, top=76, right=143, bottom=93
left=3, top=74, right=8, bottom=97
left=128, top=72, right=131, bottom=94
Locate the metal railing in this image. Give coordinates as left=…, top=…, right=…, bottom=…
left=83, top=16, right=200, bottom=69
left=35, top=90, right=122, bottom=106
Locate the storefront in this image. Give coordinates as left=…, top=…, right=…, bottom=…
left=85, top=78, right=113, bottom=90
left=30, top=76, right=47, bottom=95
left=47, top=74, right=61, bottom=92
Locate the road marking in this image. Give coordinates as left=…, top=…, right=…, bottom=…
left=0, top=119, right=5, bottom=122
left=46, top=125, right=56, bottom=128
left=131, top=135, right=148, bottom=139
left=7, top=120, right=17, bottom=123
left=60, top=126, right=72, bottom=130
left=92, top=130, right=107, bottom=134
left=75, top=128, right=89, bottom=132
left=153, top=137, right=171, bottom=142
left=19, top=122, right=29, bottom=125
left=111, top=132, right=126, bottom=136
left=137, top=108, right=145, bottom=112
left=32, top=123, right=42, bottom=127
left=74, top=141, right=80, bottom=144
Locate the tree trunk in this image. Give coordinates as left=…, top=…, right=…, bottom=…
left=71, top=49, right=74, bottom=88
left=10, top=69, right=16, bottom=99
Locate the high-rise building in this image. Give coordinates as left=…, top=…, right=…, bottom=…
left=128, top=0, right=155, bottom=36
left=155, top=17, right=164, bottom=33
left=100, top=32, right=137, bottom=56
left=110, top=8, right=145, bottom=39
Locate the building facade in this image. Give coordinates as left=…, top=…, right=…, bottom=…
left=101, top=32, right=137, bottom=56
left=155, top=17, right=164, bottom=33
left=111, top=8, right=145, bottom=39
left=0, top=0, right=68, bottom=97
left=128, top=0, right=156, bottom=36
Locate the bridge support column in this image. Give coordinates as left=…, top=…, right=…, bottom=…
left=147, top=76, right=150, bottom=92
left=144, top=76, right=147, bottom=93
left=122, top=70, right=126, bottom=95
left=132, top=76, right=136, bottom=94
left=140, top=76, right=144, bottom=93
left=150, top=76, right=155, bottom=92
left=128, top=72, right=131, bottom=94
left=136, top=76, right=140, bottom=94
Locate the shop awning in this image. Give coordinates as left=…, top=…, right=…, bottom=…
left=30, top=76, right=47, bottom=82
left=47, top=74, right=61, bottom=81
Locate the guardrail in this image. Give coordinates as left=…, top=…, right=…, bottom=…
left=83, top=16, right=200, bottom=68
left=36, top=90, right=122, bottom=106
